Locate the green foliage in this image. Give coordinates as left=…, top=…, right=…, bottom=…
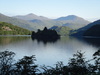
left=55, top=26, right=72, bottom=36
left=0, top=51, right=15, bottom=75
left=15, top=55, right=37, bottom=75
left=68, top=51, right=89, bottom=75
left=93, top=50, right=100, bottom=73
left=0, top=22, right=31, bottom=35
left=0, top=50, right=100, bottom=75
left=41, top=51, right=100, bottom=75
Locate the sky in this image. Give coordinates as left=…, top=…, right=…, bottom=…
left=0, top=0, right=100, bottom=21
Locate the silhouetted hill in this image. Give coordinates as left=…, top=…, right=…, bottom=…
left=84, top=24, right=100, bottom=37
left=71, top=19, right=100, bottom=36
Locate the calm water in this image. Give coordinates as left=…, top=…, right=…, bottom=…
left=0, top=35, right=99, bottom=66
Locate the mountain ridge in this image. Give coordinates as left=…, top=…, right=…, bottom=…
left=54, top=15, right=90, bottom=29
left=13, top=13, right=90, bottom=29
left=13, top=13, right=50, bottom=21
left=0, top=13, right=91, bottom=32
left=71, top=20, right=100, bottom=36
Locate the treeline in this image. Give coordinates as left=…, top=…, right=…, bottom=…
left=31, top=27, right=60, bottom=40
left=0, top=50, right=100, bottom=75
left=0, top=22, right=31, bottom=35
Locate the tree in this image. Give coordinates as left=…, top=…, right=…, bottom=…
left=0, top=51, right=15, bottom=75
left=93, top=49, right=100, bottom=74
left=43, top=27, right=48, bottom=31
left=68, top=51, right=89, bottom=75
left=15, top=55, right=38, bottom=75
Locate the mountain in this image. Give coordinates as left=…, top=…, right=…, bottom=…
left=13, top=13, right=50, bottom=21
left=55, top=15, right=90, bottom=29
left=50, top=26, right=72, bottom=36
left=0, top=13, right=63, bottom=31
left=55, top=15, right=79, bottom=21
left=71, top=19, right=100, bottom=36
left=13, top=14, right=90, bottom=30
left=84, top=24, right=100, bottom=37
left=0, top=13, right=90, bottom=32
left=0, top=13, right=44, bottom=31
left=13, top=13, right=63, bottom=28
left=0, top=22, right=31, bottom=35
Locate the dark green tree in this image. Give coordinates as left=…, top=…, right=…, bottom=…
left=15, top=55, right=38, bottom=75
left=0, top=51, right=15, bottom=75
left=93, top=49, right=100, bottom=74
left=68, top=51, right=89, bottom=75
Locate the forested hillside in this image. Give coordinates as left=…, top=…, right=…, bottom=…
left=71, top=20, right=100, bottom=36
left=50, top=26, right=72, bottom=36
left=0, top=22, right=31, bottom=35
left=84, top=24, right=100, bottom=37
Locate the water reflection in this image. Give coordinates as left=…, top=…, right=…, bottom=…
left=0, top=35, right=30, bottom=45
left=83, top=37, right=100, bottom=47
left=0, top=36, right=99, bottom=66
left=72, top=36, right=100, bottom=48
left=32, top=37, right=60, bottom=44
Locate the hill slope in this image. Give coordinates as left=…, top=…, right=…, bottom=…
left=50, top=26, right=72, bottom=36
left=0, top=13, right=90, bottom=32
left=13, top=13, right=50, bottom=21
left=0, top=13, right=44, bottom=31
left=13, top=13, right=63, bottom=28
left=71, top=19, right=100, bottom=36
left=55, top=15, right=90, bottom=29
left=84, top=24, right=100, bottom=37
left=13, top=14, right=90, bottom=29
left=0, top=22, right=31, bottom=35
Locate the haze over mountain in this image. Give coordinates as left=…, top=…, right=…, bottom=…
left=13, top=13, right=90, bottom=29
left=0, top=13, right=45, bottom=31
left=0, top=13, right=62, bottom=31
left=0, top=13, right=91, bottom=32
left=55, top=15, right=90, bottom=29
left=13, top=13, right=64, bottom=29
left=13, top=13, right=50, bottom=21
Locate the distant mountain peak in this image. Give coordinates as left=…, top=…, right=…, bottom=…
left=28, top=13, right=34, bottom=15
left=26, top=13, right=38, bottom=16
left=55, top=15, right=83, bottom=21
left=66, top=15, right=77, bottom=17
left=66, top=15, right=78, bottom=18
left=13, top=13, right=50, bottom=20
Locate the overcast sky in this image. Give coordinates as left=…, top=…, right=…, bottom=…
left=0, top=0, right=100, bottom=21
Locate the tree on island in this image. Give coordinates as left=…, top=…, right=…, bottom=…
left=31, top=27, right=60, bottom=43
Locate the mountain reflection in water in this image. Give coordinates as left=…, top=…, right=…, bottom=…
left=0, top=36, right=99, bottom=66
left=83, top=37, right=100, bottom=47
